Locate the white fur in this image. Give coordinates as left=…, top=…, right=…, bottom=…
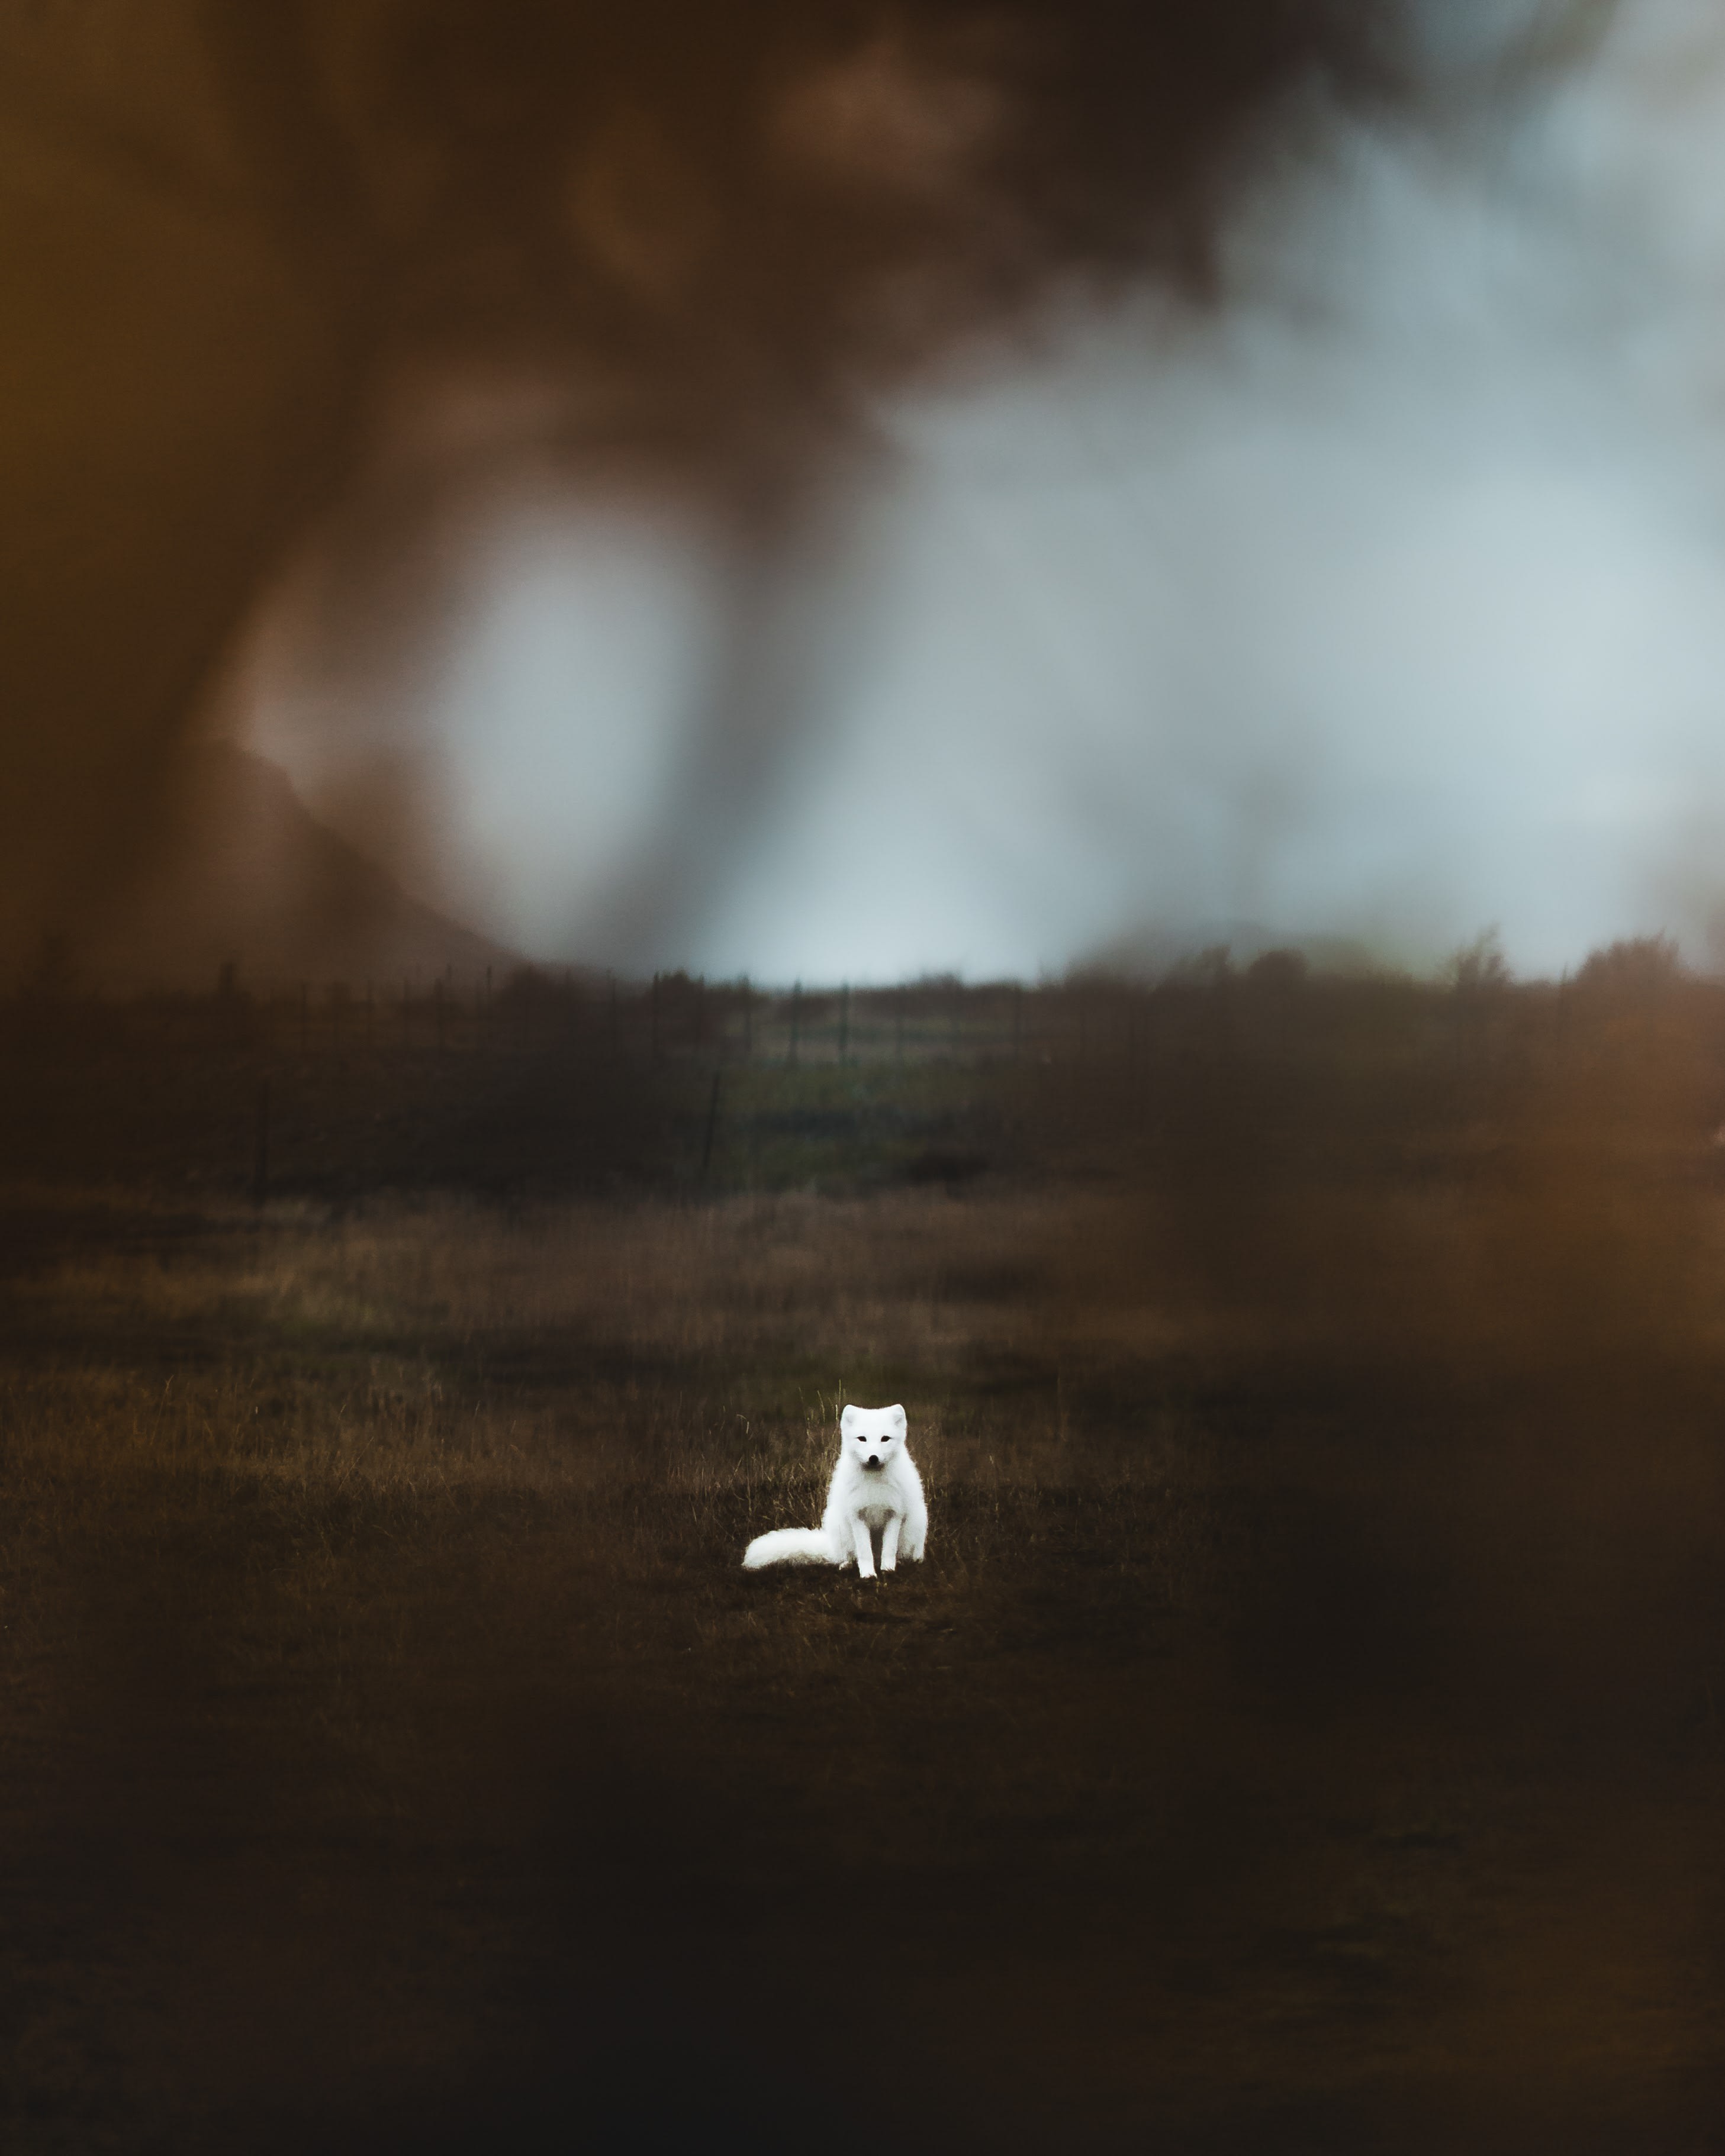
left=742, top=1404, right=927, bottom=1580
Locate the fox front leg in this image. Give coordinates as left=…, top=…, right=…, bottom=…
left=850, top=1514, right=877, bottom=1579
left=880, top=1514, right=902, bottom=1572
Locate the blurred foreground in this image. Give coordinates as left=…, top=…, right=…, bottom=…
left=2, top=962, right=1723, bottom=2149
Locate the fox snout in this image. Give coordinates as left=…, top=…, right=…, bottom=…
left=863, top=1454, right=883, bottom=1471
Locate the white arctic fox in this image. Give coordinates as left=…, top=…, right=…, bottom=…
left=742, top=1403, right=927, bottom=1580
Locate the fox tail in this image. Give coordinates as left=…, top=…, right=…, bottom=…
left=742, top=1526, right=840, bottom=1570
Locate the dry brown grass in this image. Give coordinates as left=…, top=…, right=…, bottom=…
left=2, top=1111, right=1724, bottom=2152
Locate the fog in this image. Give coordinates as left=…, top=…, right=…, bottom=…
left=207, top=1, right=1725, bottom=984
left=14, top=0, right=1725, bottom=987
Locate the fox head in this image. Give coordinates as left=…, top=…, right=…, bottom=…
left=841, top=1402, right=906, bottom=1473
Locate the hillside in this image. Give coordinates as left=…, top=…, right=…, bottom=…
left=75, top=742, right=517, bottom=996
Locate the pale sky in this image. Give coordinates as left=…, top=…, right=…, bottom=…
left=236, top=0, right=1725, bottom=983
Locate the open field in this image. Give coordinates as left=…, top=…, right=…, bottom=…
left=3, top=969, right=1725, bottom=2150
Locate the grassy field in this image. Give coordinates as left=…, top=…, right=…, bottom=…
left=2, top=971, right=1724, bottom=2151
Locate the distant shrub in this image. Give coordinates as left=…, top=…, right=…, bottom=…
left=1246, top=948, right=1308, bottom=991
left=1444, top=929, right=1511, bottom=993
left=1168, top=945, right=1233, bottom=987
left=497, top=963, right=558, bottom=1008
left=1574, top=934, right=1683, bottom=998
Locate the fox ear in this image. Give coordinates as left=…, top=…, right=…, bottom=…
left=889, top=1404, right=905, bottom=1426
left=841, top=1405, right=859, bottom=1430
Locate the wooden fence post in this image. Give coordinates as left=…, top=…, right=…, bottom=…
left=700, top=1070, right=722, bottom=1179
left=252, top=1078, right=270, bottom=1205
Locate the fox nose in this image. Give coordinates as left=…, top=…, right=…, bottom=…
left=865, top=1454, right=881, bottom=1469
